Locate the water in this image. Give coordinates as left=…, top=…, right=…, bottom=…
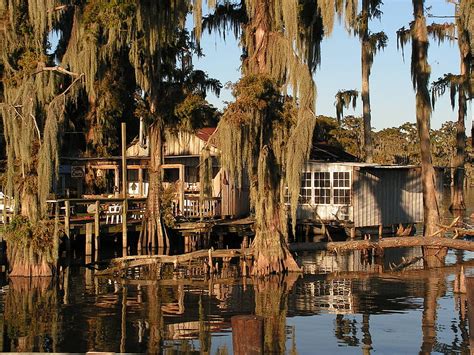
left=1, top=190, right=474, bottom=354
left=0, top=247, right=473, bottom=354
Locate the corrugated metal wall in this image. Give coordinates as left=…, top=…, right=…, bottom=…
left=353, top=167, right=424, bottom=227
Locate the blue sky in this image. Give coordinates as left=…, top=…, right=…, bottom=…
left=193, top=0, right=472, bottom=131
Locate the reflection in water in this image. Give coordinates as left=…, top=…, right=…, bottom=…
left=4, top=277, right=59, bottom=352
left=0, top=248, right=473, bottom=353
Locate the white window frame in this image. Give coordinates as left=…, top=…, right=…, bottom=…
left=332, top=171, right=351, bottom=206
left=314, top=171, right=331, bottom=205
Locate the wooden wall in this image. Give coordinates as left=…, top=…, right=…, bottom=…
left=353, top=167, right=424, bottom=228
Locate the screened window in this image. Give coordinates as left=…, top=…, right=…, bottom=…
left=299, top=172, right=312, bottom=204
left=333, top=172, right=351, bottom=205
left=314, top=172, right=331, bottom=204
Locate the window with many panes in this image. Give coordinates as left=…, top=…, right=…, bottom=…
left=314, top=172, right=331, bottom=204
left=299, top=172, right=312, bottom=204
left=333, top=171, right=351, bottom=205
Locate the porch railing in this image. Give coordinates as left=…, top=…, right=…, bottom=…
left=172, top=196, right=221, bottom=219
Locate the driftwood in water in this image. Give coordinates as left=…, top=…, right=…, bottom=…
left=94, top=248, right=253, bottom=276
left=290, top=236, right=474, bottom=253
left=389, top=256, right=423, bottom=272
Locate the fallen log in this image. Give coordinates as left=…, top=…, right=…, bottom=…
left=94, top=248, right=253, bottom=276
left=289, top=236, right=474, bottom=253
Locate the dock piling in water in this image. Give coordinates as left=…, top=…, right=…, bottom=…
left=231, top=315, right=264, bottom=355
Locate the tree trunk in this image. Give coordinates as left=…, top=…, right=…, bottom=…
left=411, top=0, right=439, bottom=237
left=251, top=146, right=300, bottom=276
left=450, top=24, right=469, bottom=210
left=361, top=0, right=374, bottom=163
left=20, top=182, right=40, bottom=223
left=244, top=1, right=301, bottom=276
left=139, top=122, right=168, bottom=250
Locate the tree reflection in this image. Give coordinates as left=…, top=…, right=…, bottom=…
left=253, top=273, right=299, bottom=354
left=4, top=277, right=59, bottom=352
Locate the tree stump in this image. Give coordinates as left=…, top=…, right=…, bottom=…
left=231, top=315, right=264, bottom=355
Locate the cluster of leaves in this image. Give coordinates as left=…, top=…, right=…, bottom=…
left=225, top=75, right=287, bottom=125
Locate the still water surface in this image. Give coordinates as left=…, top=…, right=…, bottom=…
left=0, top=190, right=473, bottom=354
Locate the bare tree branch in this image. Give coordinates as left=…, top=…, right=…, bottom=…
left=33, top=64, right=82, bottom=77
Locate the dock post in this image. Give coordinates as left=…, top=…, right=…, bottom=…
left=94, top=200, right=100, bottom=259
left=378, top=225, right=383, bottom=239
left=231, top=315, right=264, bottom=355
left=64, top=200, right=71, bottom=252
left=85, top=222, right=93, bottom=256
left=350, top=227, right=356, bottom=239
left=121, top=122, right=128, bottom=256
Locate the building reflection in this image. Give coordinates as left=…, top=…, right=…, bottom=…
left=0, top=248, right=473, bottom=353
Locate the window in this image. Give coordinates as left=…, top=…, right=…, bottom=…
left=333, top=172, right=351, bottom=205
left=314, top=172, right=331, bottom=204
left=299, top=172, right=312, bottom=204
left=127, top=169, right=138, bottom=182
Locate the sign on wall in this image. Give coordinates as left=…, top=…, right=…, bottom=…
left=71, top=165, right=85, bottom=178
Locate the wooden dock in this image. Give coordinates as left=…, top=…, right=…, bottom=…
left=40, top=197, right=255, bottom=257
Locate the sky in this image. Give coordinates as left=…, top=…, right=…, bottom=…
left=193, top=0, right=473, bottom=131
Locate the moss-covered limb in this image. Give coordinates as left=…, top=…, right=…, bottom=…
left=4, top=216, right=61, bottom=277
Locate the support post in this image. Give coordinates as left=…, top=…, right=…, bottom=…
left=138, top=168, right=143, bottom=196
left=231, top=315, right=264, bottom=355
left=64, top=200, right=71, bottom=252
left=378, top=225, right=383, bottom=239
left=94, top=199, right=100, bottom=250
left=85, top=222, right=93, bottom=256
left=208, top=248, right=213, bottom=274
left=350, top=227, right=356, bottom=239
left=121, top=122, right=128, bottom=256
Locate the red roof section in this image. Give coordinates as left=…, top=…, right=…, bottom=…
left=196, top=127, right=217, bottom=143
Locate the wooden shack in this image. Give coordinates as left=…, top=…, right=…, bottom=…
left=295, top=145, right=443, bottom=233
left=161, top=128, right=250, bottom=218
left=58, top=156, right=149, bottom=198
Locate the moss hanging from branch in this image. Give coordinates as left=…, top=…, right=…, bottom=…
left=334, top=89, right=358, bottom=121
left=199, top=145, right=213, bottom=200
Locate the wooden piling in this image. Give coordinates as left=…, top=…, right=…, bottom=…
left=208, top=248, right=213, bottom=274
left=94, top=200, right=100, bottom=259
left=231, top=315, right=264, bottom=355
left=121, top=122, right=128, bottom=256
left=378, top=225, right=383, bottom=239
left=350, top=227, right=356, bottom=239
left=64, top=200, right=71, bottom=251
left=85, top=222, right=93, bottom=256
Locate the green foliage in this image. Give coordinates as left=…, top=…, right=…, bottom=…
left=4, top=215, right=60, bottom=266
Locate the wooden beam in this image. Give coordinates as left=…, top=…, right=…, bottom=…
left=121, top=123, right=128, bottom=255
left=94, top=200, right=100, bottom=259
left=85, top=223, right=93, bottom=256
left=64, top=200, right=71, bottom=252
